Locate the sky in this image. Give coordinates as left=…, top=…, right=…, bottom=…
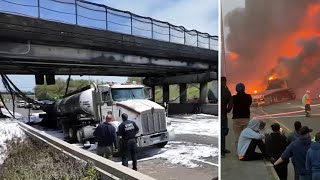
left=0, top=0, right=218, bottom=91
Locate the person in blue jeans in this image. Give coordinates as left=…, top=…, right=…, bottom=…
left=274, top=126, right=313, bottom=180
left=306, top=132, right=320, bottom=180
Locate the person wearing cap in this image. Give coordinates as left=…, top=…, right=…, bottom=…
left=237, top=118, right=267, bottom=161
left=302, top=90, right=312, bottom=117
left=117, top=113, right=139, bottom=171
left=93, top=115, right=117, bottom=159
left=265, top=123, right=289, bottom=180
left=274, top=126, right=313, bottom=180
left=306, top=132, right=320, bottom=180
left=232, top=82, right=252, bottom=148
left=221, top=77, right=233, bottom=158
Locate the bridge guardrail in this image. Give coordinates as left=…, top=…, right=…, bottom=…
left=0, top=0, right=218, bottom=50
left=18, top=122, right=157, bottom=180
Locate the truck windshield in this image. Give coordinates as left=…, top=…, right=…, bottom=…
left=111, top=88, right=145, bottom=101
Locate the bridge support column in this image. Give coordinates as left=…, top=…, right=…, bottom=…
left=163, top=84, right=169, bottom=104
left=200, top=82, right=208, bottom=104
left=179, top=83, right=187, bottom=104
left=151, top=86, right=155, bottom=101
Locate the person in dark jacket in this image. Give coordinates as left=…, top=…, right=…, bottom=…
left=117, top=113, right=139, bottom=171
left=288, top=121, right=302, bottom=144
left=232, top=83, right=252, bottom=148
left=265, top=123, right=289, bottom=180
left=221, top=77, right=233, bottom=157
left=288, top=121, right=302, bottom=180
left=274, top=126, right=313, bottom=180
left=93, top=115, right=117, bottom=159
left=306, top=132, right=320, bottom=180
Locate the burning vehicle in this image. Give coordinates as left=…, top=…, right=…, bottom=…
left=251, top=77, right=296, bottom=106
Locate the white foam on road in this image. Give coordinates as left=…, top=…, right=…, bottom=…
left=153, top=141, right=218, bottom=168
left=0, top=108, right=22, bottom=119
left=168, top=114, right=218, bottom=137
left=19, top=112, right=43, bottom=123
left=0, top=120, right=26, bottom=165
left=0, top=108, right=44, bottom=123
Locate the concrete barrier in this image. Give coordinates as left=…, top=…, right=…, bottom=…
left=201, top=104, right=218, bottom=115
left=264, top=160, right=280, bottom=180
left=168, top=103, right=218, bottom=115
left=18, top=122, right=156, bottom=180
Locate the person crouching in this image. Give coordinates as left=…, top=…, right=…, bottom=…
left=237, top=118, right=267, bottom=161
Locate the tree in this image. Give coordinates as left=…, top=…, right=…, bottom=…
left=34, top=78, right=90, bottom=100
left=127, top=77, right=144, bottom=84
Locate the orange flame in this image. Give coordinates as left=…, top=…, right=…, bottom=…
left=233, top=4, right=320, bottom=93
left=229, top=52, right=239, bottom=60
left=254, top=90, right=258, bottom=94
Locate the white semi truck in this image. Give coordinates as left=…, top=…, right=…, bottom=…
left=41, top=82, right=169, bottom=148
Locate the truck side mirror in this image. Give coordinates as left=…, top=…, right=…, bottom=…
left=144, top=87, right=152, bottom=100
left=101, top=91, right=112, bottom=105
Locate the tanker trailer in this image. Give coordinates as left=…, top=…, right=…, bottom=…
left=41, top=82, right=169, bottom=148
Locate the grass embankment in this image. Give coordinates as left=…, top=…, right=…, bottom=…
left=155, top=84, right=203, bottom=103
left=0, top=137, right=98, bottom=180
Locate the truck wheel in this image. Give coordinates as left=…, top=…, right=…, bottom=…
left=76, top=129, right=84, bottom=144
left=68, top=127, right=77, bottom=143
left=156, top=141, right=168, bottom=148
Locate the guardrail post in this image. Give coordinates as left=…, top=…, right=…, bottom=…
left=75, top=0, right=78, bottom=25
left=130, top=13, right=133, bottom=35
left=105, top=7, right=108, bottom=30
left=197, top=32, right=199, bottom=47
left=151, top=19, right=153, bottom=39
left=169, top=24, right=171, bottom=42
left=37, top=0, right=40, bottom=18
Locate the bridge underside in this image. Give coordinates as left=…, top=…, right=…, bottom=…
left=0, top=42, right=214, bottom=77
left=0, top=12, right=217, bottom=77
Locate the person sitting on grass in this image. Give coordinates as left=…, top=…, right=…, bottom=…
left=237, top=118, right=267, bottom=161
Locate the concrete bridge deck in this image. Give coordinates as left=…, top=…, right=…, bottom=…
left=0, top=0, right=217, bottom=77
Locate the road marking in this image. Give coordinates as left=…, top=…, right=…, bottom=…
left=299, top=103, right=320, bottom=109
left=258, top=108, right=292, bottom=133
left=256, top=114, right=320, bottom=120
left=255, top=109, right=305, bottom=118
left=191, top=158, right=219, bottom=167
left=118, top=156, right=219, bottom=167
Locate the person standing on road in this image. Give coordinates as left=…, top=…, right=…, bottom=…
left=232, top=83, right=252, bottom=148
left=274, top=126, right=313, bottom=180
left=107, top=111, right=116, bottom=122
left=302, top=90, right=312, bottom=117
left=117, top=113, right=139, bottom=171
left=237, top=118, right=267, bottom=161
left=265, top=123, right=289, bottom=180
left=287, top=121, right=302, bottom=180
left=221, top=77, right=233, bottom=158
left=306, top=132, right=320, bottom=180
left=93, top=115, right=117, bottom=159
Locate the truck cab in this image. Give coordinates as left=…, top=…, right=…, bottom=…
left=97, top=83, right=169, bottom=148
